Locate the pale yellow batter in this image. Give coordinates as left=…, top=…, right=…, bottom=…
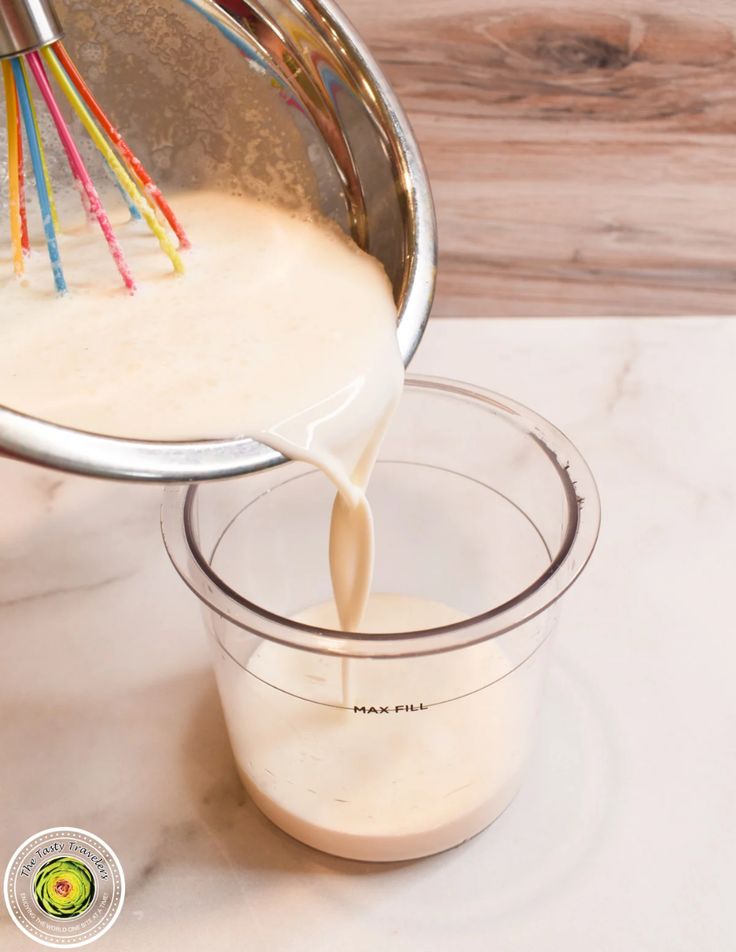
left=0, top=191, right=404, bottom=631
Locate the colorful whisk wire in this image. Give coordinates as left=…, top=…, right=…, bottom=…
left=2, top=40, right=188, bottom=293
left=53, top=43, right=189, bottom=249
left=8, top=56, right=66, bottom=292
left=2, top=60, right=24, bottom=278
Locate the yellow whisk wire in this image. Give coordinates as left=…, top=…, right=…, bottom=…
left=2, top=61, right=24, bottom=277
left=40, top=46, right=184, bottom=275
left=20, top=59, right=59, bottom=233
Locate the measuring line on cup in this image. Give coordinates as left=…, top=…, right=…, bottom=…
left=216, top=627, right=550, bottom=713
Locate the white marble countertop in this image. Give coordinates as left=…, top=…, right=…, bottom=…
left=1, top=318, right=734, bottom=951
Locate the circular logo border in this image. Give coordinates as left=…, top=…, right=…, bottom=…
left=4, top=828, right=125, bottom=948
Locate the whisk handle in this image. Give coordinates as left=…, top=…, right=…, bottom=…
left=0, top=0, right=63, bottom=60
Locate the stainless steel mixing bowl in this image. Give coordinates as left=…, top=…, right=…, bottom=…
left=0, top=0, right=436, bottom=481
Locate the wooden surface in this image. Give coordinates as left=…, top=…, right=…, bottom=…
left=342, top=0, right=736, bottom=316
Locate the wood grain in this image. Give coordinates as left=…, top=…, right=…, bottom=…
left=342, top=0, right=736, bottom=315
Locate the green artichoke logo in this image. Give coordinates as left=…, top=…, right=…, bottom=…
left=34, top=857, right=96, bottom=918
left=5, top=828, right=124, bottom=947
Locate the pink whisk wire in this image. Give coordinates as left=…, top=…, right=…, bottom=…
left=25, top=50, right=136, bottom=293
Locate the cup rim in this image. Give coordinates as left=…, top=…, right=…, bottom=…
left=161, top=376, right=601, bottom=658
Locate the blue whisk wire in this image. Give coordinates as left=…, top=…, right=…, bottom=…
left=11, top=57, right=67, bottom=294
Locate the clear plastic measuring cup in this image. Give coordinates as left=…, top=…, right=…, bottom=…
left=162, top=376, right=600, bottom=861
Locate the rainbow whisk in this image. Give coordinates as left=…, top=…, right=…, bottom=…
left=1, top=0, right=188, bottom=293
